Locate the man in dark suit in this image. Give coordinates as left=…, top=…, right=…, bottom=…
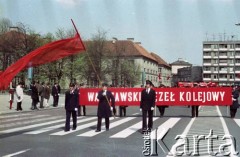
left=64, top=83, right=79, bottom=132
left=140, top=80, right=156, bottom=133
left=230, top=85, right=239, bottom=118
left=30, top=81, right=39, bottom=110
left=95, top=83, right=116, bottom=132
left=52, top=82, right=61, bottom=107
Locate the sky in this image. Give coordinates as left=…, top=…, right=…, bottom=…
left=1, top=0, right=240, bottom=66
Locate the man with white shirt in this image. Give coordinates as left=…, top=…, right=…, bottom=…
left=140, top=80, right=156, bottom=133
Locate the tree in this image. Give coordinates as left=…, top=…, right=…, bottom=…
left=84, top=29, right=110, bottom=86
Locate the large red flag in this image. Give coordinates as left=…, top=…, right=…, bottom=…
left=0, top=33, right=85, bottom=90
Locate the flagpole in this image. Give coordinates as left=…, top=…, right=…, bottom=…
left=71, top=19, right=115, bottom=118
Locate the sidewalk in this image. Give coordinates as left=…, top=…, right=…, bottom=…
left=0, top=94, right=65, bottom=115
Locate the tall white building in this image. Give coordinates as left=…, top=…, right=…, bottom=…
left=203, top=41, right=240, bottom=86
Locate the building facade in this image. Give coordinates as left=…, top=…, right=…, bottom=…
left=203, top=41, right=240, bottom=86
left=176, top=66, right=203, bottom=82
left=150, top=53, right=171, bottom=87
left=170, top=58, right=192, bottom=86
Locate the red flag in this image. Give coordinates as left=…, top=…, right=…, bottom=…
left=0, top=33, right=85, bottom=90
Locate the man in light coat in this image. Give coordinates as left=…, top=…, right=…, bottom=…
left=16, top=82, right=24, bottom=111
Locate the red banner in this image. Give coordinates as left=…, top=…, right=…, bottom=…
left=79, top=87, right=232, bottom=106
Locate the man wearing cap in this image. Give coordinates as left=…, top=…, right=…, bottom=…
left=95, top=83, right=116, bottom=132
left=64, top=83, right=79, bottom=132
left=140, top=80, right=156, bottom=133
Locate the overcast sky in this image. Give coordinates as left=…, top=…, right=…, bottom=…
left=1, top=0, right=240, bottom=65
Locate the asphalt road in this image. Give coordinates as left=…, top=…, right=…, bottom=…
left=0, top=106, right=240, bottom=157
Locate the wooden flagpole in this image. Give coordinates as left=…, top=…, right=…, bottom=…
left=71, top=19, right=115, bottom=118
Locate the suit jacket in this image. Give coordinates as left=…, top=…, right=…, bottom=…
left=31, top=85, right=39, bottom=101
left=52, top=85, right=60, bottom=96
left=231, top=90, right=239, bottom=109
left=97, top=90, right=115, bottom=118
left=140, top=88, right=156, bottom=110
left=65, top=89, right=79, bottom=111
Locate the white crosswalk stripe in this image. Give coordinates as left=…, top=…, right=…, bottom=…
left=0, top=115, right=48, bottom=123
left=0, top=117, right=64, bottom=134
left=24, top=117, right=96, bottom=134
left=233, top=119, right=240, bottom=127
left=0, top=113, right=182, bottom=139
left=50, top=117, right=115, bottom=136
left=0, top=113, right=32, bottom=119
left=110, top=118, right=158, bottom=138
left=77, top=117, right=136, bottom=137
left=151, top=118, right=181, bottom=140
left=0, top=116, right=60, bottom=128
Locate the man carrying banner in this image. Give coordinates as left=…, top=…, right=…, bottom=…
left=95, top=83, right=116, bottom=132
left=140, top=80, right=156, bottom=133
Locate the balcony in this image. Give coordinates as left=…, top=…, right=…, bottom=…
left=219, top=56, right=227, bottom=59
left=219, top=63, right=228, bottom=66
left=219, top=70, right=228, bottom=74
left=203, top=70, right=211, bottom=74
left=203, top=63, right=211, bottom=66
left=203, top=48, right=211, bottom=51
left=203, top=78, right=211, bottom=81
left=203, top=56, right=212, bottom=59
left=219, top=78, right=227, bottom=81
left=219, top=48, right=228, bottom=51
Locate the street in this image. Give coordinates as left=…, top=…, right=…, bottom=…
left=0, top=98, right=240, bottom=157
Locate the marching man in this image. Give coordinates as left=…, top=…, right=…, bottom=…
left=140, top=80, right=156, bottom=133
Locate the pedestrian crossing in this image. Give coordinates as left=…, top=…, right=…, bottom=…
left=0, top=113, right=182, bottom=139
left=1, top=111, right=239, bottom=141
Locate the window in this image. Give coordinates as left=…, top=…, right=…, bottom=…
left=228, top=59, right=234, bottom=64
left=203, top=44, right=211, bottom=49
left=203, top=74, right=211, bottom=78
left=219, top=59, right=227, bottom=63
left=228, top=44, right=234, bottom=49
left=219, top=44, right=227, bottom=48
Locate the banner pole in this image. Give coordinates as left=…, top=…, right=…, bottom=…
left=71, top=19, right=115, bottom=118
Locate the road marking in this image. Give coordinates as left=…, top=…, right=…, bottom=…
left=132, top=113, right=140, bottom=115
left=0, top=116, right=61, bottom=128
left=0, top=115, right=48, bottom=123
left=0, top=117, right=65, bottom=134
left=110, top=118, right=158, bottom=138
left=216, top=106, right=239, bottom=157
left=166, top=117, right=195, bottom=157
left=78, top=117, right=136, bottom=137
left=2, top=149, right=30, bottom=157
left=151, top=118, right=180, bottom=140
left=233, top=119, right=240, bottom=127
left=0, top=113, right=32, bottom=119
left=24, top=117, right=96, bottom=134
left=51, top=117, right=116, bottom=136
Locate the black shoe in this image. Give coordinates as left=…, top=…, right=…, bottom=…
left=106, top=128, right=109, bottom=131
left=72, top=127, right=77, bottom=130
left=64, top=129, right=70, bottom=132
left=148, top=128, right=152, bottom=131
left=95, top=129, right=101, bottom=132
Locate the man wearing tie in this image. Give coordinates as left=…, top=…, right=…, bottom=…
left=64, top=83, right=79, bottom=132
left=140, top=80, right=156, bottom=133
